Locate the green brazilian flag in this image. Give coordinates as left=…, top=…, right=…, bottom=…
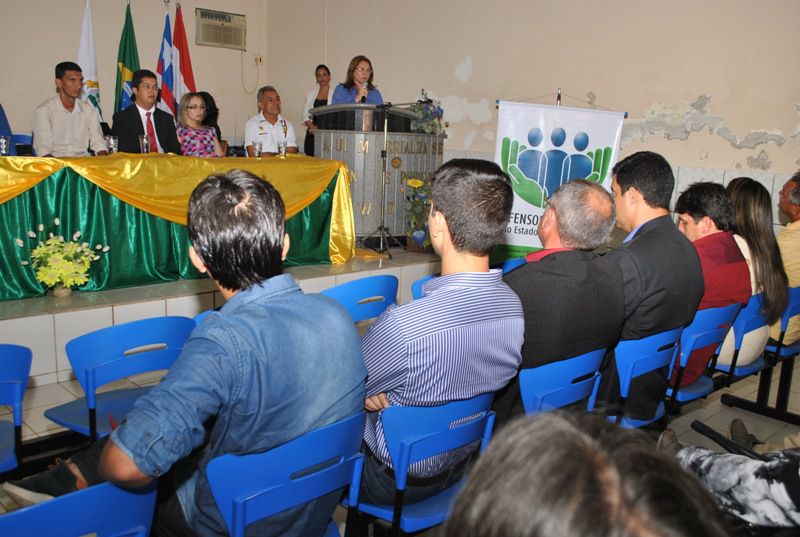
left=114, top=3, right=140, bottom=113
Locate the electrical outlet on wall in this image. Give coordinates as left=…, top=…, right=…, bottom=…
left=254, top=54, right=263, bottom=65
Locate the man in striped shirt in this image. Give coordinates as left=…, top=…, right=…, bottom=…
left=359, top=159, right=524, bottom=504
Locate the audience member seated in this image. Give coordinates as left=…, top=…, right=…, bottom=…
left=772, top=171, right=800, bottom=345
left=176, top=92, right=224, bottom=158
left=244, top=85, right=298, bottom=157
left=110, top=69, right=182, bottom=154
left=717, top=177, right=788, bottom=368
left=2, top=169, right=366, bottom=537
left=359, top=159, right=523, bottom=504
left=445, top=412, right=731, bottom=537
left=595, top=151, right=704, bottom=420
left=32, top=61, right=107, bottom=157
left=331, top=55, right=384, bottom=105
left=661, top=419, right=800, bottom=528
left=493, top=179, right=624, bottom=426
left=672, top=182, right=751, bottom=386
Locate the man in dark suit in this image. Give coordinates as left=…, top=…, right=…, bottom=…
left=111, top=69, right=182, bottom=154
left=493, top=179, right=625, bottom=427
left=596, top=151, right=704, bottom=420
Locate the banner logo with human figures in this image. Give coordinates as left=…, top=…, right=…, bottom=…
left=495, top=101, right=625, bottom=255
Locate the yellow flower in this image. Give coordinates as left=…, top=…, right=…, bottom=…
left=407, top=179, right=424, bottom=189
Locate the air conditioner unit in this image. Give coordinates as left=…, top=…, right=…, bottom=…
left=195, top=8, right=246, bottom=51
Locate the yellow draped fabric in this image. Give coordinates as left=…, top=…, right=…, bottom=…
left=0, top=154, right=355, bottom=263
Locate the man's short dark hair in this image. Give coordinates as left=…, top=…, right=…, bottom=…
left=188, top=169, right=286, bottom=291
left=788, top=170, right=800, bottom=205
left=55, top=62, right=82, bottom=79
left=675, top=182, right=735, bottom=231
left=430, top=159, right=513, bottom=256
left=612, top=151, right=674, bottom=210
left=548, top=179, right=616, bottom=249
left=131, top=69, right=157, bottom=89
left=445, top=412, right=730, bottom=537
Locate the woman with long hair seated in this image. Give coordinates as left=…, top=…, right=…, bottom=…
left=331, top=55, right=383, bottom=105
left=176, top=92, right=224, bottom=158
left=716, top=176, right=789, bottom=367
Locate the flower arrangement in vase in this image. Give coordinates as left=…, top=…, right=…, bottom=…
left=16, top=218, right=110, bottom=297
left=409, top=89, right=445, bottom=135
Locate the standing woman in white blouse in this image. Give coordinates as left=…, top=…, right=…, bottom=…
left=302, top=64, right=332, bottom=157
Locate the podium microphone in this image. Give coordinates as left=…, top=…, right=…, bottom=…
left=360, top=82, right=367, bottom=103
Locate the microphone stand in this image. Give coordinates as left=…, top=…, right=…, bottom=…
left=361, top=101, right=420, bottom=257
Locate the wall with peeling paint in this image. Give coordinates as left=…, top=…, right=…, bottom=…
left=268, top=0, right=800, bottom=173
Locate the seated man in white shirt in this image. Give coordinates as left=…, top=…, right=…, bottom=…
left=32, top=61, right=107, bottom=157
left=244, top=86, right=298, bottom=157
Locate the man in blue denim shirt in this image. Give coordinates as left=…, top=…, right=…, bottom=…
left=4, top=170, right=366, bottom=537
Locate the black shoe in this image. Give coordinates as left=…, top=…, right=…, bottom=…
left=729, top=418, right=760, bottom=450
left=2, top=459, right=79, bottom=507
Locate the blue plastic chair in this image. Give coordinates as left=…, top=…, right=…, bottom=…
left=518, top=348, right=606, bottom=414
left=207, top=412, right=365, bottom=537
left=321, top=275, right=398, bottom=323
left=0, top=344, right=32, bottom=473
left=666, top=303, right=741, bottom=411
left=714, top=294, right=768, bottom=385
left=354, top=393, right=495, bottom=536
left=600, top=327, right=683, bottom=428
left=763, top=287, right=800, bottom=361
left=45, top=316, right=195, bottom=440
left=410, top=274, right=436, bottom=300
left=0, top=481, right=157, bottom=537
left=0, top=104, right=17, bottom=156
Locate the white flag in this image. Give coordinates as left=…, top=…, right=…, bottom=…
left=77, top=0, right=102, bottom=120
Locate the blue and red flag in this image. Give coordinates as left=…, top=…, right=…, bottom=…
left=156, top=7, right=175, bottom=117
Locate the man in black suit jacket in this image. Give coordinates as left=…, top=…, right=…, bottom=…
left=493, top=179, right=625, bottom=427
left=596, top=151, right=704, bottom=420
left=111, top=69, right=182, bottom=154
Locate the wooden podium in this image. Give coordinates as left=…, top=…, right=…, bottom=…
left=311, top=103, right=444, bottom=238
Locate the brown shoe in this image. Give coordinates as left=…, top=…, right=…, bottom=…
left=657, top=429, right=683, bottom=458
left=729, top=418, right=760, bottom=450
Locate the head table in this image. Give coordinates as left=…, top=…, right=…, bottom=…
left=0, top=153, right=354, bottom=301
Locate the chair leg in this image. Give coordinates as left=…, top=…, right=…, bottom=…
left=390, top=489, right=405, bottom=537
left=89, top=407, right=97, bottom=442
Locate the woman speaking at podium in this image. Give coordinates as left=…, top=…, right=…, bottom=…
left=332, top=55, right=384, bottom=105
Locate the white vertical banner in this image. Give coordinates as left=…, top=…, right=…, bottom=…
left=494, top=101, right=625, bottom=255
left=77, top=0, right=102, bottom=119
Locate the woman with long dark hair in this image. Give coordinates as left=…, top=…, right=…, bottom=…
left=301, top=64, right=332, bottom=156
left=717, top=177, right=788, bottom=366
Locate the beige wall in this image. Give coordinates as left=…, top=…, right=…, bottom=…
left=1, top=0, right=268, bottom=144
left=2, top=0, right=798, bottom=173
left=267, top=0, right=800, bottom=173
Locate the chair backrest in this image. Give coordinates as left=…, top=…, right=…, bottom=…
left=731, top=293, right=768, bottom=348
left=676, top=303, right=742, bottom=368
left=778, top=287, right=800, bottom=336
left=0, top=481, right=157, bottom=537
left=496, top=257, right=526, bottom=274
left=0, top=104, right=17, bottom=156
left=614, top=327, right=683, bottom=398
left=66, top=316, right=196, bottom=408
left=0, top=344, right=33, bottom=426
left=380, top=393, right=495, bottom=491
left=207, top=412, right=365, bottom=537
left=411, top=274, right=436, bottom=300
left=519, top=348, right=606, bottom=414
left=321, top=275, right=398, bottom=322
